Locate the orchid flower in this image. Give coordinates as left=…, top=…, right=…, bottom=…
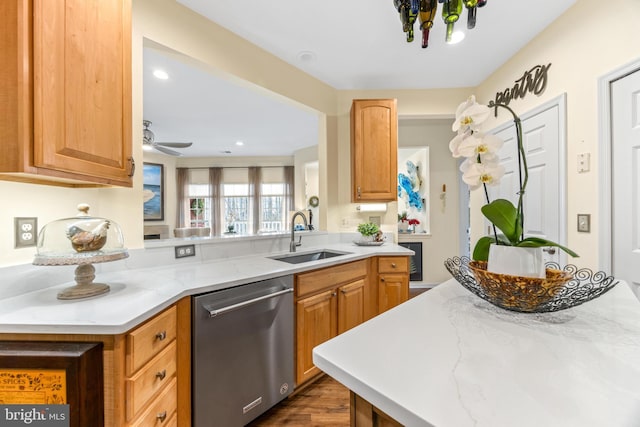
left=452, top=95, right=491, bottom=134
left=456, top=133, right=504, bottom=159
left=449, top=95, right=579, bottom=261
left=460, top=158, right=505, bottom=190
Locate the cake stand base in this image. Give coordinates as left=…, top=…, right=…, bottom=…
left=57, top=263, right=111, bottom=300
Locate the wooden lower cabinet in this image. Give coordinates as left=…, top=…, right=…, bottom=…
left=295, top=257, right=410, bottom=387
left=351, top=392, right=403, bottom=427
left=338, top=278, right=366, bottom=334
left=295, top=260, right=370, bottom=385
left=378, top=275, right=409, bottom=314
left=296, top=289, right=337, bottom=384
left=377, top=257, right=409, bottom=314
left=0, top=298, right=191, bottom=427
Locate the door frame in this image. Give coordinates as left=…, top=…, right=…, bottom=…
left=487, top=94, right=569, bottom=263
left=597, top=57, right=640, bottom=273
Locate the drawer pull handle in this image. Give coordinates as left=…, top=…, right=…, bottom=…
left=331, top=292, right=337, bottom=297
left=157, top=411, right=167, bottom=422
left=381, top=277, right=385, bottom=282
left=391, top=263, right=397, bottom=268
left=156, top=369, right=167, bottom=380
left=155, top=331, right=167, bottom=341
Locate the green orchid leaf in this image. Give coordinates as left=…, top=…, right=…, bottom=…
left=480, top=199, right=521, bottom=244
left=472, top=236, right=495, bottom=261
left=516, top=237, right=579, bottom=257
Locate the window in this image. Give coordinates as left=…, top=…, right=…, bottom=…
left=182, top=167, right=293, bottom=235
left=223, top=183, right=249, bottom=234
left=261, top=183, right=286, bottom=232
left=187, top=169, right=211, bottom=228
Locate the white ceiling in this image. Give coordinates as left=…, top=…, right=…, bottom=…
left=143, top=46, right=319, bottom=157
left=143, top=0, right=577, bottom=157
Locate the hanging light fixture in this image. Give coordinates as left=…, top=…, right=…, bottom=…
left=393, top=0, right=487, bottom=48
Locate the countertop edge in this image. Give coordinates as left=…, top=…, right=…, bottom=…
left=0, top=243, right=413, bottom=335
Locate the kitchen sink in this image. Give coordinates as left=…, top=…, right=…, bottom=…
left=269, top=250, right=351, bottom=264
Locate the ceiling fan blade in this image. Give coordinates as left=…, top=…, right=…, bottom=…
left=154, top=145, right=183, bottom=156
left=156, top=142, right=193, bottom=148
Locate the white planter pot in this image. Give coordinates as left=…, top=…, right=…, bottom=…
left=398, top=222, right=409, bottom=233
left=487, top=244, right=545, bottom=278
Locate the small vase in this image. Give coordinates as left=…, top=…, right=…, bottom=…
left=398, top=222, right=409, bottom=233
left=487, top=244, right=545, bottom=278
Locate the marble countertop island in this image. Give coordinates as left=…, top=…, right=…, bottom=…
left=313, top=278, right=640, bottom=427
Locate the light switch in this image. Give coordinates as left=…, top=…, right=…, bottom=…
left=577, top=214, right=590, bottom=233
left=577, top=153, right=590, bottom=173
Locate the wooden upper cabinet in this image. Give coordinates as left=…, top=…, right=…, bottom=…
left=0, top=0, right=133, bottom=187
left=350, top=99, right=398, bottom=202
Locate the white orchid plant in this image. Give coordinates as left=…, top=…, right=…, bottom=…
left=449, top=96, right=578, bottom=261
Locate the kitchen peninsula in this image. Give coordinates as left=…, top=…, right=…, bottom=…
left=313, top=278, right=640, bottom=427
left=0, top=233, right=412, bottom=426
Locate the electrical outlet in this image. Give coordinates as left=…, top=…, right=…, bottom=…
left=15, top=217, right=38, bottom=248
left=175, top=244, right=196, bottom=259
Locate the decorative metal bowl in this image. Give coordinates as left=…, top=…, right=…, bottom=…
left=444, top=256, right=619, bottom=313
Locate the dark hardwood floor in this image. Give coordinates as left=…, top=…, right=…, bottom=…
left=248, top=375, right=350, bottom=426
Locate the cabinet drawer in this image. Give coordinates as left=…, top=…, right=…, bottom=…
left=126, top=306, right=177, bottom=376
left=378, top=257, right=408, bottom=273
left=297, top=260, right=368, bottom=297
left=126, top=341, right=177, bottom=421
left=129, top=377, right=177, bottom=427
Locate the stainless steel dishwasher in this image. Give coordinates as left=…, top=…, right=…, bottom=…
left=192, top=275, right=294, bottom=426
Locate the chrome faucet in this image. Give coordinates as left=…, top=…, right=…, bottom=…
left=290, top=211, right=308, bottom=252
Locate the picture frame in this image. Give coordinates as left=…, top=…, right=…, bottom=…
left=143, top=163, right=164, bottom=221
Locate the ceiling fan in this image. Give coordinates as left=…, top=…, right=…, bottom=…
left=142, top=120, right=193, bottom=156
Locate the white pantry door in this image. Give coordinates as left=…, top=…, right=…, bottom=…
left=489, top=99, right=566, bottom=265
left=611, top=69, right=640, bottom=291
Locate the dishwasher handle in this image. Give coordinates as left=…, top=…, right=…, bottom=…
left=207, top=287, right=293, bottom=318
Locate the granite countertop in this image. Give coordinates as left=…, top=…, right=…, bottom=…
left=313, top=278, right=640, bottom=427
left=0, top=242, right=411, bottom=335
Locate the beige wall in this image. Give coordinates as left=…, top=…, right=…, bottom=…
left=1, top=0, right=639, bottom=274
left=398, top=119, right=459, bottom=284
left=472, top=0, right=640, bottom=269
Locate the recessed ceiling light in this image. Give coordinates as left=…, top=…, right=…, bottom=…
left=235, top=141, right=244, bottom=146
left=153, top=69, right=169, bottom=80
left=296, top=51, right=316, bottom=63
left=447, top=31, right=465, bottom=45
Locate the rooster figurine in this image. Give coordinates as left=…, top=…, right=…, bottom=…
left=66, top=220, right=110, bottom=252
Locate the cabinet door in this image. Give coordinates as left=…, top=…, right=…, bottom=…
left=337, top=279, right=366, bottom=335
left=351, top=99, right=398, bottom=202
left=378, top=274, right=409, bottom=314
left=32, top=0, right=133, bottom=186
left=296, top=289, right=337, bottom=385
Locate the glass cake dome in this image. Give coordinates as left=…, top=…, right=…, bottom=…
left=33, top=204, right=128, bottom=300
